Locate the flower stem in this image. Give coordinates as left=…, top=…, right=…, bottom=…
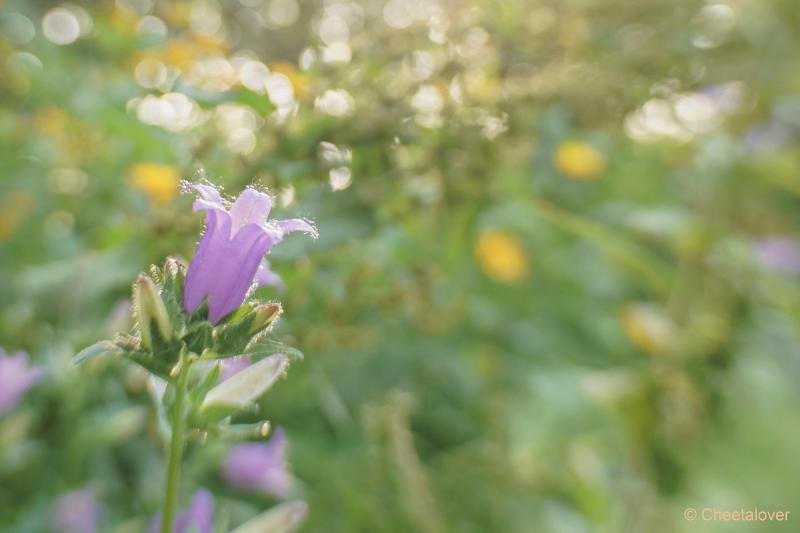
left=161, top=356, right=191, bottom=533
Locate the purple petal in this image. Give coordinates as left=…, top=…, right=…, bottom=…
left=175, top=489, right=214, bottom=533
left=183, top=183, right=317, bottom=323
left=219, top=356, right=252, bottom=381
left=743, top=120, right=792, bottom=154
left=230, top=188, right=273, bottom=234
left=184, top=211, right=282, bottom=323
left=186, top=183, right=225, bottom=212
left=222, top=428, right=290, bottom=498
left=150, top=489, right=214, bottom=533
left=276, top=218, right=318, bottom=239
left=256, top=259, right=284, bottom=291
left=184, top=210, right=233, bottom=314
left=206, top=225, right=283, bottom=323
left=753, top=237, right=800, bottom=275
left=52, top=488, right=102, bottom=533
left=0, top=350, right=44, bottom=415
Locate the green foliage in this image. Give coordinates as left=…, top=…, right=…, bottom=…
left=2, top=0, right=800, bottom=531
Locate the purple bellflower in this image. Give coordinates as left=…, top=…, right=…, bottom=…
left=223, top=427, right=291, bottom=498
left=150, top=489, right=214, bottom=533
left=753, top=237, right=800, bottom=276
left=0, top=348, right=44, bottom=415
left=52, top=488, right=102, bottom=533
left=183, top=184, right=317, bottom=324
left=743, top=120, right=793, bottom=154
left=256, top=258, right=285, bottom=292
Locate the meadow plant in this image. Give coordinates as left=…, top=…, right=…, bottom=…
left=75, top=182, right=316, bottom=533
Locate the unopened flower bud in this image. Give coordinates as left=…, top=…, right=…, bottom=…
left=202, top=355, right=288, bottom=412
left=134, top=275, right=172, bottom=349
left=249, top=303, right=283, bottom=334
left=163, top=256, right=181, bottom=280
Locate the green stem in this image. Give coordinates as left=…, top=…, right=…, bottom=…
left=161, top=357, right=191, bottom=533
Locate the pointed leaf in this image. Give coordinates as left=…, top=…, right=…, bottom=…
left=124, top=351, right=174, bottom=379
left=201, top=354, right=288, bottom=412
left=73, top=340, right=121, bottom=365
left=246, top=338, right=304, bottom=362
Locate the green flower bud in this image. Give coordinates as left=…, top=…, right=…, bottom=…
left=133, top=274, right=172, bottom=349
left=249, top=303, right=283, bottom=334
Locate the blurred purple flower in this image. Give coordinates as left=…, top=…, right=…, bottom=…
left=0, top=348, right=44, bottom=415
left=743, top=120, right=793, bottom=154
left=183, top=184, right=317, bottom=323
left=223, top=427, right=290, bottom=498
left=753, top=237, right=800, bottom=275
left=52, top=488, right=102, bottom=533
left=256, top=259, right=285, bottom=292
left=219, top=356, right=252, bottom=382
left=150, top=489, right=214, bottom=533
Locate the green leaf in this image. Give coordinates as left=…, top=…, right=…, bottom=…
left=183, top=321, right=214, bottom=356
left=73, top=340, right=120, bottom=365
left=212, top=309, right=258, bottom=357
left=201, top=354, right=288, bottom=412
left=124, top=351, right=174, bottom=379
left=245, top=338, right=304, bottom=362
left=188, top=362, right=222, bottom=424
left=161, top=257, right=188, bottom=335
left=199, top=403, right=243, bottom=426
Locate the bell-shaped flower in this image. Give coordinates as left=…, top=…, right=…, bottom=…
left=52, top=488, right=102, bottom=533
left=183, top=184, right=317, bottom=323
left=223, top=427, right=291, bottom=498
left=753, top=237, right=800, bottom=276
left=0, top=348, right=44, bottom=415
left=256, top=258, right=285, bottom=292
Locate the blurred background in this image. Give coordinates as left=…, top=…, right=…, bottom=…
left=2, top=0, right=800, bottom=531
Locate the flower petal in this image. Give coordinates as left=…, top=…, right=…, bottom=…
left=183, top=183, right=317, bottom=323
left=186, top=183, right=225, bottom=212
left=206, top=225, right=282, bottom=323
left=0, top=351, right=44, bottom=414
left=256, top=259, right=284, bottom=290
left=230, top=188, right=272, bottom=235
left=151, top=489, right=214, bottom=533
left=222, top=428, right=290, bottom=497
left=177, top=489, right=214, bottom=533
left=184, top=210, right=233, bottom=314
left=276, top=218, right=318, bottom=239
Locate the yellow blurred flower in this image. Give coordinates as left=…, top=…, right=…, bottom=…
left=553, top=141, right=606, bottom=180
left=129, top=163, right=180, bottom=204
left=163, top=42, right=194, bottom=71
left=0, top=191, right=35, bottom=242
left=475, top=230, right=530, bottom=283
left=107, top=6, right=138, bottom=37
left=619, top=303, right=674, bottom=355
left=34, top=107, right=69, bottom=137
left=163, top=36, right=227, bottom=70
left=162, top=2, right=192, bottom=27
